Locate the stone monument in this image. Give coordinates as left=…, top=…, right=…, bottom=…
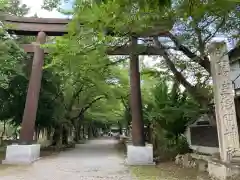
left=208, top=41, right=240, bottom=180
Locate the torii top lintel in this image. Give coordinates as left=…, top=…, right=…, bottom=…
left=4, top=15, right=172, bottom=55
left=4, top=15, right=69, bottom=36
left=4, top=15, right=171, bottom=37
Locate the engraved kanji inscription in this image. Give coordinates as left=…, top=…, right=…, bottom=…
left=220, top=95, right=234, bottom=110
left=217, top=61, right=230, bottom=76
left=209, top=41, right=240, bottom=162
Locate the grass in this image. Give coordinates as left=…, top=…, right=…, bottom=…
left=131, top=162, right=210, bottom=180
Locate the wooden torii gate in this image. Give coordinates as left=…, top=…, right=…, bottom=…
left=4, top=15, right=170, bottom=146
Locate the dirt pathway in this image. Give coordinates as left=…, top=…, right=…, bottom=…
left=0, top=139, right=210, bottom=180
left=0, top=139, right=136, bottom=180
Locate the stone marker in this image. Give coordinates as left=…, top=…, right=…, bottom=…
left=208, top=41, right=240, bottom=180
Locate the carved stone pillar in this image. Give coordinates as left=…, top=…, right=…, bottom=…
left=19, top=31, right=46, bottom=144
left=209, top=41, right=240, bottom=163
left=207, top=41, right=240, bottom=180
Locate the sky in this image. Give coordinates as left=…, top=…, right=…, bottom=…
left=21, top=0, right=67, bottom=18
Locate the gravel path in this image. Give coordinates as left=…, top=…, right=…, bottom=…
left=0, top=139, right=136, bottom=180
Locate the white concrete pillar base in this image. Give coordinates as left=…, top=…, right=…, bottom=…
left=126, top=144, right=155, bottom=165
left=208, top=159, right=240, bottom=180
left=2, top=144, right=40, bottom=165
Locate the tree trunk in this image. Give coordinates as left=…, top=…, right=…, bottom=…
left=88, top=123, right=93, bottom=139
left=47, top=128, right=52, bottom=140
left=118, top=121, right=122, bottom=135
left=78, top=125, right=82, bottom=140
left=73, top=119, right=80, bottom=142
left=62, top=125, right=68, bottom=145
left=145, top=123, right=152, bottom=143
left=52, top=125, right=62, bottom=149
left=92, top=126, right=96, bottom=137
left=37, top=128, right=41, bottom=140
left=82, top=124, right=85, bottom=139
left=79, top=124, right=84, bottom=139
left=0, top=120, right=6, bottom=145
left=153, top=37, right=210, bottom=108
left=74, top=127, right=79, bottom=142
left=167, top=32, right=211, bottom=74
left=14, top=127, right=18, bottom=140
left=77, top=123, right=81, bottom=140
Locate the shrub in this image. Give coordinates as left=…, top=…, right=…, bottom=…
left=152, top=128, right=190, bottom=161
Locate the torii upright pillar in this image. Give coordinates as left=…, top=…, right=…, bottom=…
left=126, top=36, right=154, bottom=165
left=20, top=31, right=47, bottom=144
left=3, top=32, right=46, bottom=164
left=129, top=36, right=145, bottom=146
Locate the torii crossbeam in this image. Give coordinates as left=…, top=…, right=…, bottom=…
left=4, top=15, right=166, bottom=55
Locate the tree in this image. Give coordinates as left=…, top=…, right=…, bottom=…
left=143, top=77, right=201, bottom=158
left=5, top=0, right=29, bottom=16
left=43, top=24, right=132, bottom=142
left=152, top=0, right=239, bottom=108
left=63, top=0, right=239, bottom=111
left=0, top=0, right=133, bottom=147
left=146, top=79, right=201, bottom=138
